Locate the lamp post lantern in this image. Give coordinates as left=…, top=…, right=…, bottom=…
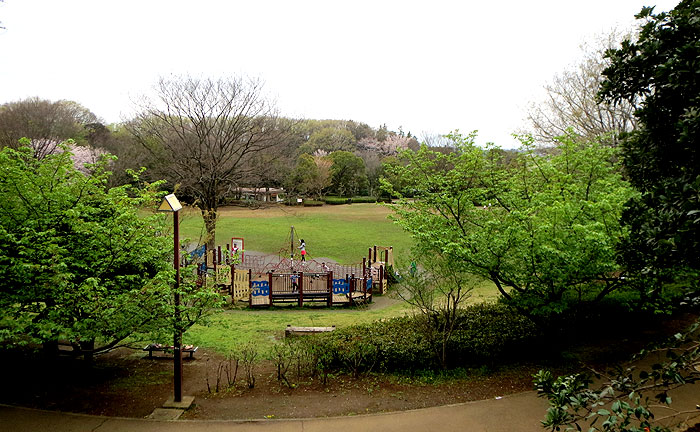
left=158, top=193, right=184, bottom=403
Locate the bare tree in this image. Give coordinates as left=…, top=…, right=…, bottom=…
left=129, top=75, right=289, bottom=248
left=357, top=134, right=419, bottom=156
left=246, top=117, right=301, bottom=200
left=0, top=97, right=100, bottom=159
left=419, top=132, right=461, bottom=152
left=397, top=253, right=474, bottom=369
left=526, top=28, right=639, bottom=145
left=310, top=155, right=332, bottom=198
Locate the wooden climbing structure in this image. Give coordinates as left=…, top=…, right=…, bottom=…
left=189, top=237, right=391, bottom=307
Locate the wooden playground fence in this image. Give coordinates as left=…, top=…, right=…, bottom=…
left=248, top=271, right=372, bottom=307
left=195, top=243, right=390, bottom=301
left=232, top=269, right=250, bottom=301
left=369, top=245, right=394, bottom=267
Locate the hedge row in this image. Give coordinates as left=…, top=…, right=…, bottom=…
left=302, top=200, right=324, bottom=207
left=322, top=196, right=391, bottom=204
left=350, top=196, right=378, bottom=203
left=302, top=303, right=541, bottom=374
left=280, top=196, right=391, bottom=205
left=324, top=197, right=351, bottom=205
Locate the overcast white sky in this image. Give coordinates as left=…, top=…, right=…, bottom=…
left=0, top=0, right=681, bottom=148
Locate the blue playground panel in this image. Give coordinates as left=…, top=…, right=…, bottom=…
left=333, top=279, right=349, bottom=294
left=251, top=280, right=269, bottom=296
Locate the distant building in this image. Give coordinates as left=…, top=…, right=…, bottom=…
left=235, top=187, right=285, bottom=202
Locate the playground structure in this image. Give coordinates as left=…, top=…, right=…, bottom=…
left=248, top=270, right=372, bottom=307
left=192, top=231, right=393, bottom=307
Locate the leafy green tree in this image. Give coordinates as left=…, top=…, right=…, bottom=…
left=294, top=119, right=374, bottom=145
left=376, top=123, right=389, bottom=142
left=286, top=153, right=328, bottom=198
left=599, top=1, right=700, bottom=281
left=383, top=132, right=635, bottom=321
left=94, top=124, right=165, bottom=188
left=536, top=6, right=700, bottom=428
left=0, top=143, right=220, bottom=359
left=396, top=252, right=475, bottom=369
left=357, top=150, right=384, bottom=197
left=299, top=127, right=357, bottom=155
left=345, top=120, right=375, bottom=142
left=329, top=151, right=369, bottom=197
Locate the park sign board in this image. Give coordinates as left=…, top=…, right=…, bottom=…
left=158, top=194, right=182, bottom=212
left=231, top=237, right=244, bottom=260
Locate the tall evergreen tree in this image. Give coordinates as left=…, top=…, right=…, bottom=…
left=599, top=1, right=700, bottom=276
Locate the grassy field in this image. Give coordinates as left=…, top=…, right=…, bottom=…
left=186, top=301, right=410, bottom=355
left=185, top=277, right=501, bottom=354
left=178, top=203, right=412, bottom=264
left=177, top=202, right=501, bottom=355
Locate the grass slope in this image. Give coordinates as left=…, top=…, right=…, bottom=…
left=178, top=203, right=412, bottom=264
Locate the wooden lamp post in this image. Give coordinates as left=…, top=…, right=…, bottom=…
left=158, top=193, right=184, bottom=403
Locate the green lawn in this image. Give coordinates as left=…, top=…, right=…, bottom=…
left=186, top=301, right=410, bottom=355
left=176, top=202, right=502, bottom=356
left=185, top=277, right=501, bottom=354
left=178, top=203, right=412, bottom=264
left=178, top=203, right=415, bottom=353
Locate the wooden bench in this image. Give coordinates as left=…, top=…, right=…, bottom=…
left=143, top=344, right=198, bottom=358
left=285, top=325, right=336, bottom=337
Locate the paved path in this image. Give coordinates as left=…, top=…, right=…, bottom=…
left=3, top=380, right=699, bottom=431
left=0, top=391, right=550, bottom=432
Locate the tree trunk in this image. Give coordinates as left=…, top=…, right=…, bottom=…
left=80, top=339, right=95, bottom=365
left=42, top=340, right=59, bottom=358
left=202, top=208, right=218, bottom=250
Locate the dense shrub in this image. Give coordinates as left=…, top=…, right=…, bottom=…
left=283, top=199, right=300, bottom=206
left=323, top=196, right=380, bottom=204
left=447, top=303, right=541, bottom=364
left=311, top=317, right=432, bottom=373
left=303, top=200, right=324, bottom=207
left=324, top=196, right=351, bottom=205
left=307, top=303, right=541, bottom=375
left=350, top=196, right=377, bottom=203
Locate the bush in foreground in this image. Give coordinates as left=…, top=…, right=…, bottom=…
left=298, top=303, right=541, bottom=376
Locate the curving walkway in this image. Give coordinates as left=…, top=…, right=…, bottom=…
left=0, top=391, right=549, bottom=432
left=4, top=378, right=700, bottom=432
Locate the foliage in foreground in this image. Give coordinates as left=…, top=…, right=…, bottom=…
left=0, top=144, right=221, bottom=358
left=533, top=4, right=700, bottom=429
left=383, top=132, right=636, bottom=321
left=535, top=322, right=700, bottom=432
left=216, top=303, right=540, bottom=390
left=298, top=303, right=540, bottom=376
